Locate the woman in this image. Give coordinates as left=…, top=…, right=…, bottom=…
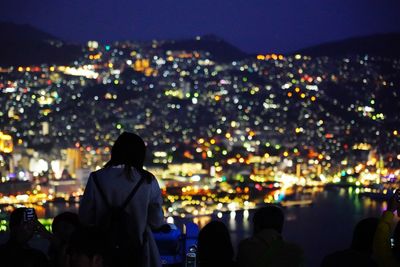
left=79, top=132, right=164, bottom=267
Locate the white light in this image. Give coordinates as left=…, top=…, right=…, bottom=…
left=228, top=202, right=237, bottom=211
left=167, top=217, right=174, bottom=224
left=191, top=175, right=201, bottom=182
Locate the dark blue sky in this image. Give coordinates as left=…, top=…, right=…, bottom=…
left=2, top=0, right=400, bottom=53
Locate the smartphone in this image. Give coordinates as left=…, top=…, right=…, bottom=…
left=23, top=208, right=37, bottom=222
left=185, top=252, right=196, bottom=267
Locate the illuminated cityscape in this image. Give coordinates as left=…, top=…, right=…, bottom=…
left=0, top=31, right=399, bottom=220
left=0, top=0, right=400, bottom=266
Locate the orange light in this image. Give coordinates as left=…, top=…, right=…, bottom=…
left=214, top=95, right=221, bottom=101
left=287, top=92, right=293, bottom=97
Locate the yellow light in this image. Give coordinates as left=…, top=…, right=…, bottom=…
left=0, top=132, right=13, bottom=153
left=18, top=67, right=24, bottom=72
left=257, top=55, right=265, bottom=60
left=283, top=151, right=289, bottom=157
left=300, top=93, right=306, bottom=98
left=210, top=139, right=216, bottom=145
left=198, top=138, right=204, bottom=144
left=26, top=67, right=31, bottom=72
left=214, top=95, right=221, bottom=101
left=295, top=128, right=302, bottom=134
left=295, top=87, right=300, bottom=93
left=225, top=133, right=231, bottom=139
left=394, top=130, right=398, bottom=136
left=108, top=63, right=113, bottom=68
left=311, top=96, right=316, bottom=101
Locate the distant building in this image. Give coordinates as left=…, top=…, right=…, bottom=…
left=0, top=132, right=13, bottom=153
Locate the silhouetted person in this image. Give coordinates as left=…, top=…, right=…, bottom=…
left=49, top=212, right=80, bottom=267
left=321, top=217, right=379, bottom=267
left=79, top=132, right=164, bottom=267
left=236, top=205, right=303, bottom=267
left=0, top=207, right=49, bottom=267
left=373, top=190, right=400, bottom=267
left=67, top=226, right=106, bottom=267
left=197, top=221, right=235, bottom=267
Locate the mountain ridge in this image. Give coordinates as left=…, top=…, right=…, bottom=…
left=1, top=22, right=400, bottom=66
left=292, top=33, right=400, bottom=57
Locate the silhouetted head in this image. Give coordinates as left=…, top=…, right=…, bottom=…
left=105, top=132, right=146, bottom=169
left=67, top=226, right=106, bottom=267
left=350, top=217, right=379, bottom=255
left=253, top=205, right=284, bottom=234
left=52, top=212, right=80, bottom=243
left=198, top=221, right=234, bottom=266
left=9, top=208, right=35, bottom=244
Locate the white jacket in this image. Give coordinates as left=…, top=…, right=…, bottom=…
left=79, top=165, right=164, bottom=267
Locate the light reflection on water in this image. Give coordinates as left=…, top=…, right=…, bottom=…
left=1, top=188, right=399, bottom=267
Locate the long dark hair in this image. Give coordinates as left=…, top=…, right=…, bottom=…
left=104, top=132, right=152, bottom=183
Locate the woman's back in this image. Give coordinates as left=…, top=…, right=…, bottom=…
left=79, top=131, right=165, bottom=267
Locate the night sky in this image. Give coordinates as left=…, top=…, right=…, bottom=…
left=2, top=0, right=400, bottom=53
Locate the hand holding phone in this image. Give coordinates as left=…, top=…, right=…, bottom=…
left=23, top=208, right=37, bottom=222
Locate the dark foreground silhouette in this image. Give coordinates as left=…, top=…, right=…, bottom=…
left=1, top=132, right=399, bottom=267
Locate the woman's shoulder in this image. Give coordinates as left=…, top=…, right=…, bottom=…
left=141, top=169, right=156, bottom=181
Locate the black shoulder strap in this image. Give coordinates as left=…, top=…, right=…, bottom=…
left=92, top=172, right=111, bottom=208
left=121, top=175, right=145, bottom=209
left=92, top=172, right=145, bottom=209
